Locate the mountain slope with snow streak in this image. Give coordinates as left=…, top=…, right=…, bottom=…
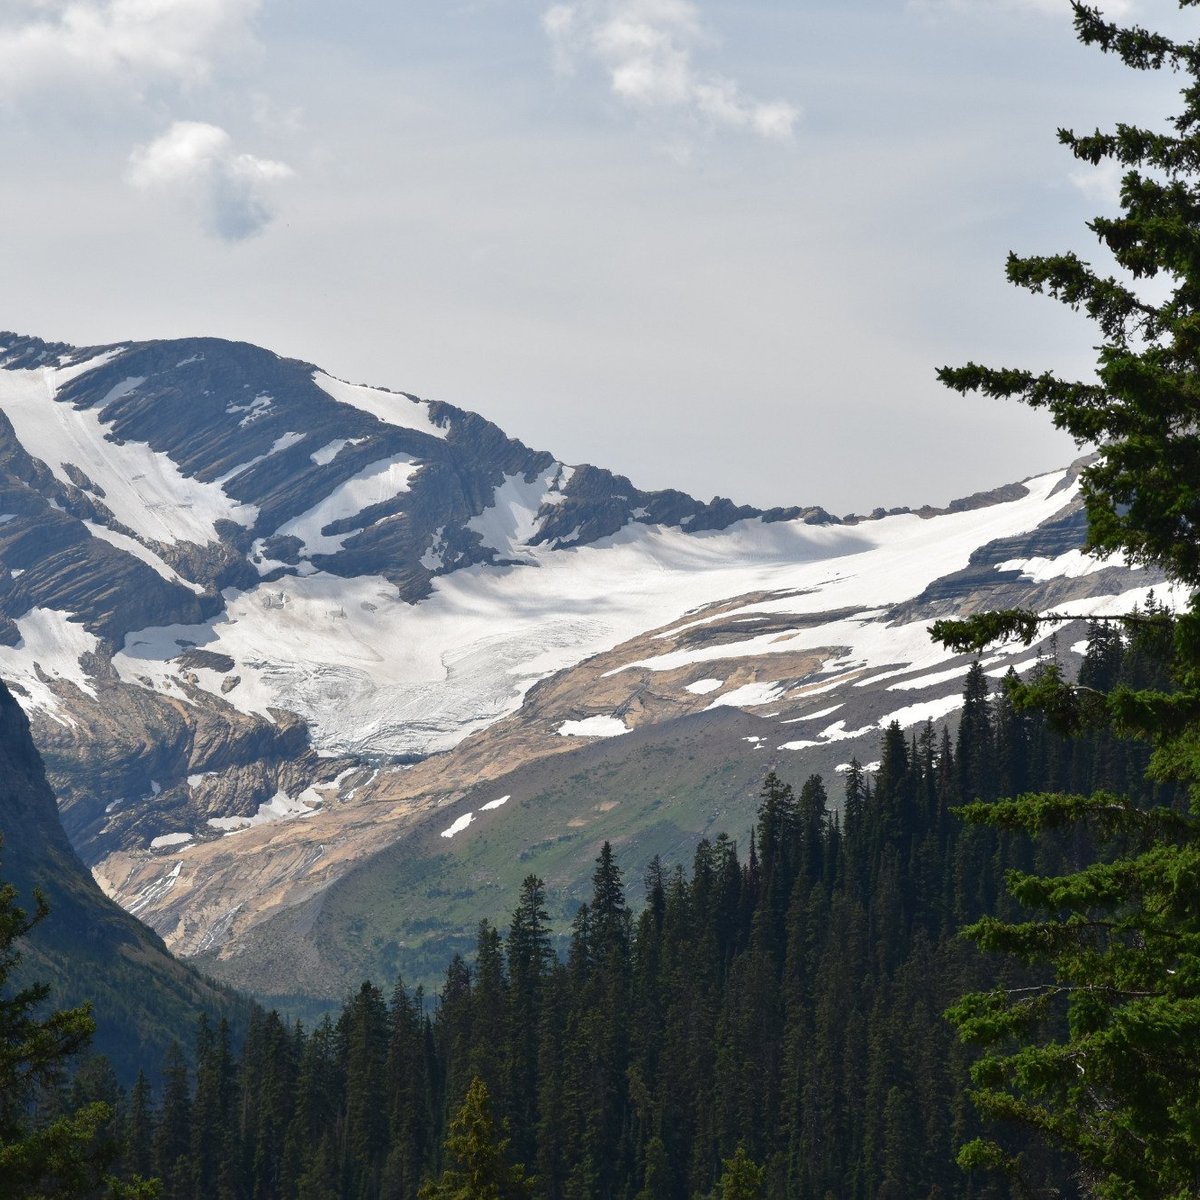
left=0, top=331, right=1164, bottom=999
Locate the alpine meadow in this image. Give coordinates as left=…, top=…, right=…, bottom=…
left=4, top=2, right=1200, bottom=1200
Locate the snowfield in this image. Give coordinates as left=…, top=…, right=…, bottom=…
left=101, top=465, right=1169, bottom=760
left=0, top=349, right=1181, bottom=765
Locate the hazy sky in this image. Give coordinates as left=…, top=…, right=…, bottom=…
left=0, top=1, right=1185, bottom=513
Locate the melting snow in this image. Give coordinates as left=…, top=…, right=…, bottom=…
left=705, top=681, right=785, bottom=710
left=129, top=861, right=181, bottom=914
left=0, top=357, right=257, bottom=542
left=271, top=455, right=419, bottom=557
left=685, top=678, right=724, bottom=695
left=207, top=787, right=322, bottom=833
left=314, top=373, right=447, bottom=439
left=481, top=794, right=510, bottom=810
left=150, top=832, right=193, bottom=849
left=558, top=716, right=628, bottom=738
left=468, top=467, right=568, bottom=560
left=82, top=521, right=205, bottom=594
left=310, top=436, right=367, bottom=466
left=0, top=608, right=99, bottom=721
left=997, top=548, right=1117, bottom=582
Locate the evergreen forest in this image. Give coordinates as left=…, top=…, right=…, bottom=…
left=14, top=618, right=1182, bottom=1200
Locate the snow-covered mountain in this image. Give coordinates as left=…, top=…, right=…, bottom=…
left=0, top=331, right=1168, bottom=999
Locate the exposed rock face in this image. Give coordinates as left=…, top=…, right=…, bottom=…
left=0, top=330, right=1170, bottom=1001
left=0, top=678, right=242, bottom=1078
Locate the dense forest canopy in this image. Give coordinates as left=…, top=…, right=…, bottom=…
left=6, top=627, right=1181, bottom=1200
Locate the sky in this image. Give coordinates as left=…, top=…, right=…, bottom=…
left=0, top=0, right=1187, bottom=514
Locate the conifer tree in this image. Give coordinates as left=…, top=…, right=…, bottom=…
left=418, top=1077, right=532, bottom=1200
left=932, top=2, right=1200, bottom=1192
left=715, top=1144, right=764, bottom=1200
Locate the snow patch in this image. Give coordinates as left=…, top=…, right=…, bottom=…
left=557, top=715, right=628, bottom=738
left=685, top=678, right=724, bottom=695
left=421, top=526, right=447, bottom=571
left=215, top=431, right=306, bottom=486
left=705, top=681, right=785, bottom=710
left=314, top=373, right=447, bottom=439
left=207, top=787, right=322, bottom=833
left=0, top=358, right=256, bottom=542
left=150, top=832, right=194, bottom=849
left=481, top=794, right=511, bottom=811
left=0, top=608, right=100, bottom=721
left=818, top=719, right=876, bottom=741
left=878, top=693, right=966, bottom=729
left=82, top=521, right=206, bottom=594
left=997, top=548, right=1116, bottom=582
left=270, top=455, right=419, bottom=557
left=226, top=391, right=273, bottom=427
left=441, top=812, right=474, bottom=838
left=468, top=467, right=566, bottom=560
left=310, top=437, right=367, bottom=466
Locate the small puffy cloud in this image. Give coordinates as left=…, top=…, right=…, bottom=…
left=0, top=0, right=261, bottom=101
left=542, top=0, right=800, bottom=143
left=127, top=121, right=293, bottom=242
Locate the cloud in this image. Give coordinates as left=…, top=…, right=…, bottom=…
left=0, top=0, right=261, bottom=100
left=1069, top=159, right=1123, bottom=206
left=127, top=121, right=293, bottom=241
left=542, top=0, right=800, bottom=143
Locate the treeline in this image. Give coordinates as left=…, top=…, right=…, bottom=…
left=49, top=620, right=1181, bottom=1200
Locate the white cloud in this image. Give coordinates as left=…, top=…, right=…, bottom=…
left=542, top=0, right=800, bottom=143
left=0, top=0, right=261, bottom=100
left=127, top=120, right=293, bottom=242
left=1069, top=158, right=1123, bottom=206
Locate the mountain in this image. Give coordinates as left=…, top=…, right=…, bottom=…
left=0, top=331, right=1167, bottom=1000
left=0, top=676, right=242, bottom=1079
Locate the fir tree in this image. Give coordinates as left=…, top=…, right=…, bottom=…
left=715, top=1144, right=764, bottom=1200
left=933, top=2, right=1200, bottom=1192
left=418, top=1077, right=532, bottom=1200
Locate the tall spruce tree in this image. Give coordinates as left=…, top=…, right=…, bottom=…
left=418, top=1077, right=532, bottom=1200
left=932, top=2, right=1200, bottom=1193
